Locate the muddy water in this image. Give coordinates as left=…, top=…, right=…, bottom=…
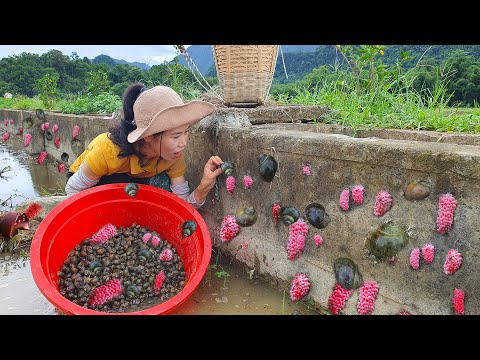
left=0, top=142, right=320, bottom=315
left=0, top=142, right=66, bottom=211
left=0, top=252, right=319, bottom=315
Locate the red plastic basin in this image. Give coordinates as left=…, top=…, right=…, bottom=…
left=30, top=183, right=212, bottom=315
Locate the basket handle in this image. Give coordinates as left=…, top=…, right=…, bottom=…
left=174, top=45, right=224, bottom=102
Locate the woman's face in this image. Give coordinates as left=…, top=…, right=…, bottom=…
left=157, top=123, right=190, bottom=161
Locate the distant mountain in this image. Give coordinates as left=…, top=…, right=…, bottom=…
left=111, top=59, right=151, bottom=70
left=176, top=45, right=319, bottom=76
left=91, top=54, right=151, bottom=70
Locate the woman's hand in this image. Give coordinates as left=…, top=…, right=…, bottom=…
left=193, top=155, right=224, bottom=204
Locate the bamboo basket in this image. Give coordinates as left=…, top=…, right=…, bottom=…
left=212, top=45, right=279, bottom=107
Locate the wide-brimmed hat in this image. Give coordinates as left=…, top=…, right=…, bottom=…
left=127, top=86, right=215, bottom=143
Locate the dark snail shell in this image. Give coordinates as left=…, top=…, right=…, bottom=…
left=333, top=257, right=364, bottom=290
left=258, top=154, right=278, bottom=182
left=124, top=183, right=139, bottom=197
left=125, top=284, right=140, bottom=299
left=305, top=203, right=331, bottom=229
left=235, top=207, right=258, bottom=227
left=61, top=152, right=69, bottom=163
left=365, top=222, right=408, bottom=259
left=88, top=260, right=103, bottom=275
left=35, top=109, right=46, bottom=121
left=45, top=130, right=53, bottom=141
left=279, top=206, right=300, bottom=226
left=182, top=220, right=197, bottom=237
left=137, top=248, right=151, bottom=261
left=220, top=161, right=234, bottom=176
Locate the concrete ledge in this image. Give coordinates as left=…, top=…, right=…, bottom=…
left=2, top=107, right=479, bottom=314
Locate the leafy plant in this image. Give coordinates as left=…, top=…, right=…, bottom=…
left=86, top=69, right=110, bottom=96
left=34, top=73, right=59, bottom=109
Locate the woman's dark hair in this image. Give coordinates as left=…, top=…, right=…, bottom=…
left=109, top=82, right=149, bottom=160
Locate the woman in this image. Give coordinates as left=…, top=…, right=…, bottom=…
left=65, top=82, right=223, bottom=209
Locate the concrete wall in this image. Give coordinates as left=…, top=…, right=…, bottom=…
left=1, top=108, right=479, bottom=315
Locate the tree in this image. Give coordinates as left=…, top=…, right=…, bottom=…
left=86, top=69, right=110, bottom=96
left=35, top=73, right=60, bottom=109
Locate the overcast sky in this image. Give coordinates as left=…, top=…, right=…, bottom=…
left=0, top=45, right=190, bottom=66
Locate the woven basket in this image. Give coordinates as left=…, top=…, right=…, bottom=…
left=212, top=45, right=278, bottom=107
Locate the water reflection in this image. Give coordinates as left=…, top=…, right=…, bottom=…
left=0, top=142, right=66, bottom=211
left=0, top=253, right=57, bottom=315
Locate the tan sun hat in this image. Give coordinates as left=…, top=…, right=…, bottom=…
left=127, top=85, right=215, bottom=143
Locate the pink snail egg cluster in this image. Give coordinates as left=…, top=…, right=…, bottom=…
left=443, top=249, right=463, bottom=275
left=436, top=193, right=457, bottom=234
left=289, top=273, right=310, bottom=301
left=357, top=281, right=379, bottom=315
left=220, top=215, right=240, bottom=242
left=90, top=223, right=117, bottom=245
left=287, top=218, right=309, bottom=261
left=373, top=190, right=393, bottom=217
left=88, top=278, right=122, bottom=306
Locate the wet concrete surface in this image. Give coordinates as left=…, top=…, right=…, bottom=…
left=0, top=142, right=321, bottom=315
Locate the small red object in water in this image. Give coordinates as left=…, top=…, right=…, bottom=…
left=2, top=132, right=8, bottom=142
left=54, top=137, right=60, bottom=148
left=52, top=124, right=59, bottom=133
left=58, top=163, right=65, bottom=173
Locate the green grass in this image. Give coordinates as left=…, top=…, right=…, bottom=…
left=0, top=93, right=121, bottom=115
left=271, top=81, right=480, bottom=134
